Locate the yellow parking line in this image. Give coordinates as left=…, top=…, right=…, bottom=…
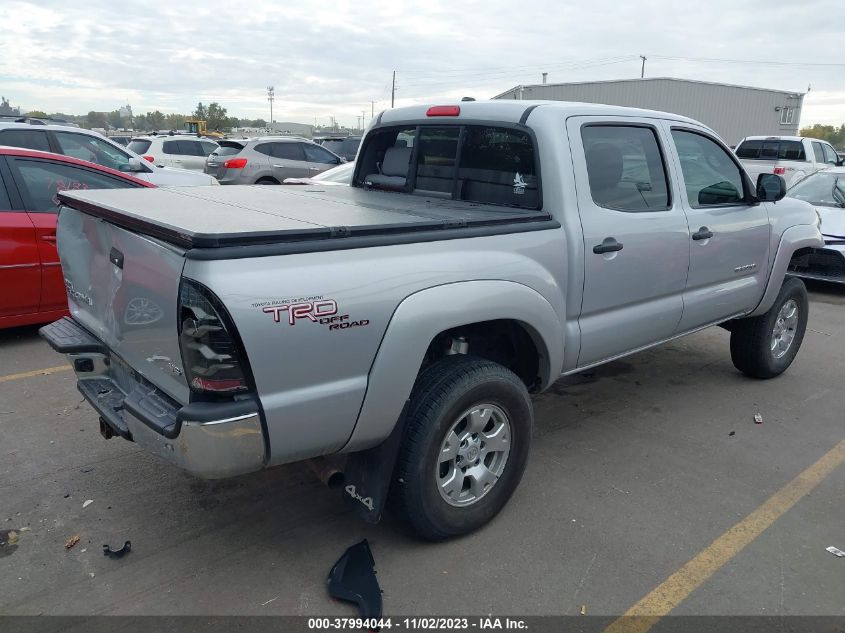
left=0, top=365, right=71, bottom=383
left=604, top=438, right=845, bottom=633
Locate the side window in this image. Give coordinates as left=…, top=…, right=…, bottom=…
left=162, top=140, right=180, bottom=155
left=0, top=129, right=51, bottom=152
left=254, top=143, right=272, bottom=156
left=54, top=133, right=130, bottom=172
left=812, top=142, right=825, bottom=163
left=183, top=141, right=207, bottom=157
left=822, top=144, right=839, bottom=165
left=582, top=125, right=670, bottom=212
left=671, top=130, right=745, bottom=207
left=303, top=143, right=339, bottom=164
left=10, top=158, right=139, bottom=213
left=200, top=141, right=217, bottom=157
left=271, top=143, right=304, bottom=161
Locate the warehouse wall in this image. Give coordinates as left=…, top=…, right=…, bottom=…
left=494, top=79, right=804, bottom=145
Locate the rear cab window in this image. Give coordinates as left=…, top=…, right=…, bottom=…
left=355, top=124, right=540, bottom=209
left=736, top=139, right=806, bottom=161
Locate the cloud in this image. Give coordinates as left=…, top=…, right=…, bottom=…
left=0, top=0, right=842, bottom=128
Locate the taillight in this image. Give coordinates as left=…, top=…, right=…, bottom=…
left=426, top=105, right=461, bottom=117
left=143, top=155, right=155, bottom=162
left=224, top=157, right=248, bottom=169
left=178, top=279, right=251, bottom=395
left=773, top=166, right=786, bottom=175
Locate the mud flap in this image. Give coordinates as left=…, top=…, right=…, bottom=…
left=342, top=402, right=409, bottom=524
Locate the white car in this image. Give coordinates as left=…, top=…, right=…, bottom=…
left=735, top=135, right=842, bottom=188
left=0, top=122, right=217, bottom=186
left=128, top=136, right=218, bottom=172
left=787, top=167, right=845, bottom=283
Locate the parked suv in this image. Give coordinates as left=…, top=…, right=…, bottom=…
left=0, top=122, right=217, bottom=186
left=206, top=137, right=343, bottom=184
left=127, top=136, right=219, bottom=171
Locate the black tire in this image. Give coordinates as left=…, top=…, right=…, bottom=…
left=730, top=277, right=809, bottom=379
left=390, top=355, right=533, bottom=541
left=255, top=177, right=278, bottom=185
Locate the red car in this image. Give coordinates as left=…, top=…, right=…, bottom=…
left=0, top=146, right=153, bottom=329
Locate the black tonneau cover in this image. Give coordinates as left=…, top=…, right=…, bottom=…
left=57, top=185, right=554, bottom=250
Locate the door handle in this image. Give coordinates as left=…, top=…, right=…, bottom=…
left=309, top=167, right=320, bottom=171
left=593, top=238, right=624, bottom=254
left=692, top=227, right=714, bottom=241
left=42, top=235, right=56, bottom=243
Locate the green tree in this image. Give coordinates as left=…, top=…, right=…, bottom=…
left=227, top=116, right=241, bottom=129
left=146, top=110, right=166, bottom=130
left=192, top=102, right=207, bottom=120
left=165, top=112, right=186, bottom=130
left=107, top=110, right=123, bottom=129
left=86, top=111, right=108, bottom=128
left=799, top=123, right=845, bottom=149
left=133, top=113, right=148, bottom=132
left=26, top=110, right=47, bottom=118
left=205, top=102, right=228, bottom=130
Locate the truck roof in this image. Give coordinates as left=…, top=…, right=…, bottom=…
left=379, top=99, right=702, bottom=128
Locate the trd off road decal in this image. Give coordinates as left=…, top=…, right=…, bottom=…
left=257, top=297, right=370, bottom=331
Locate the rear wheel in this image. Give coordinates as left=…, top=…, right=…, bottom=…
left=255, top=177, right=278, bottom=185
left=390, top=355, right=533, bottom=541
left=730, top=277, right=808, bottom=378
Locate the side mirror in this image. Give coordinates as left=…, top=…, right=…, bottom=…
left=127, top=157, right=146, bottom=172
left=756, top=173, right=786, bottom=202
left=339, top=157, right=347, bottom=164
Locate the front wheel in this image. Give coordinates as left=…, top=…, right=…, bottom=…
left=730, top=277, right=809, bottom=379
left=390, top=356, right=533, bottom=541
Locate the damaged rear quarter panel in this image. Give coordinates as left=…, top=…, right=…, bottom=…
left=183, top=230, right=565, bottom=466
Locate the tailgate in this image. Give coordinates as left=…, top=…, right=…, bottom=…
left=740, top=159, right=775, bottom=179
left=57, top=206, right=190, bottom=403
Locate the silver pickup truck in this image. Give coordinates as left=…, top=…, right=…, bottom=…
left=42, top=101, right=822, bottom=540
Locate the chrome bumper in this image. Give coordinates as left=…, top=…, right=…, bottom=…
left=126, top=410, right=265, bottom=479
left=39, top=317, right=266, bottom=480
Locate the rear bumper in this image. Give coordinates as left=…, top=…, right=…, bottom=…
left=788, top=246, right=845, bottom=284
left=40, top=317, right=266, bottom=479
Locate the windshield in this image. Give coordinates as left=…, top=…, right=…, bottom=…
left=128, top=139, right=152, bottom=154
left=788, top=171, right=845, bottom=208
left=312, top=162, right=354, bottom=183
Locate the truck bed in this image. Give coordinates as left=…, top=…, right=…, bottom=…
left=57, top=185, right=556, bottom=253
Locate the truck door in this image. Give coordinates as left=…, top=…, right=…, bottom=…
left=664, top=125, right=770, bottom=331
left=568, top=117, right=690, bottom=367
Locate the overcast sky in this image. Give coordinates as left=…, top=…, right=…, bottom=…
left=1, top=0, right=843, bottom=129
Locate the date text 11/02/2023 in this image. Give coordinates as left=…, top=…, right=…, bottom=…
left=307, top=617, right=529, bottom=630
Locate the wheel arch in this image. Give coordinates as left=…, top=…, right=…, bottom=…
left=341, top=280, right=563, bottom=453
left=748, top=223, right=822, bottom=317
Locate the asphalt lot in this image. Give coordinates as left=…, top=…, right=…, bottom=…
left=1, top=282, right=843, bottom=625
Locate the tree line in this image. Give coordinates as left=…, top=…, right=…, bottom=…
left=799, top=123, right=845, bottom=149
left=26, top=102, right=268, bottom=132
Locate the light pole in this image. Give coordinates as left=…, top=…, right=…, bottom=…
left=267, top=86, right=275, bottom=127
